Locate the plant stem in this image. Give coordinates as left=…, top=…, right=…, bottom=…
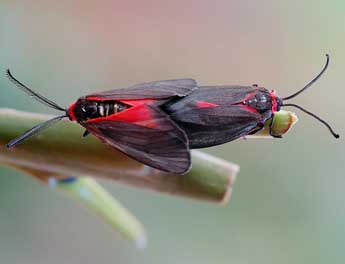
left=0, top=109, right=239, bottom=203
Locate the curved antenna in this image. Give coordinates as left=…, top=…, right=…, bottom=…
left=282, top=54, right=330, bottom=100
left=283, top=103, right=339, bottom=138
left=6, top=115, right=66, bottom=148
left=6, top=69, right=66, bottom=112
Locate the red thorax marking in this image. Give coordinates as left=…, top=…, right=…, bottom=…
left=241, top=92, right=257, bottom=103
left=233, top=92, right=259, bottom=113
left=269, top=90, right=278, bottom=112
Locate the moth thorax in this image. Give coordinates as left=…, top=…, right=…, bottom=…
left=243, top=92, right=272, bottom=113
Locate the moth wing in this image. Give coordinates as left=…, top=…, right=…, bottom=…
left=87, top=79, right=197, bottom=100
left=83, top=105, right=191, bottom=174
left=171, top=105, right=270, bottom=148
left=167, top=85, right=261, bottom=112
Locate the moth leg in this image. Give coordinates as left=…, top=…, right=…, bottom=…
left=269, top=116, right=283, bottom=138
left=82, top=129, right=90, bottom=138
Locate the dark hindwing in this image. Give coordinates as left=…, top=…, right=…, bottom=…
left=87, top=79, right=197, bottom=100
left=170, top=105, right=270, bottom=148
left=83, top=105, right=191, bottom=174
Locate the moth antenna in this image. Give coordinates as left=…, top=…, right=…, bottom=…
left=282, top=103, right=339, bottom=138
left=282, top=54, right=329, bottom=100
left=6, top=115, right=67, bottom=148
left=6, top=69, right=66, bottom=112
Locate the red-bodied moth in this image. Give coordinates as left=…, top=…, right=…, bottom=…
left=5, top=55, right=338, bottom=174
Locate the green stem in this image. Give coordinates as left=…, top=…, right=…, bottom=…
left=0, top=109, right=239, bottom=203
left=57, top=177, right=147, bottom=248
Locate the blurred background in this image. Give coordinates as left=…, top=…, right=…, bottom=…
left=0, top=0, right=344, bottom=263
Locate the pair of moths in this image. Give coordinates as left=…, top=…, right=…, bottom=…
left=6, top=55, right=338, bottom=174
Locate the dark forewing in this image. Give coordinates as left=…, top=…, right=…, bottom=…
left=83, top=105, right=191, bottom=174
left=87, top=79, right=197, bottom=100
left=166, top=85, right=260, bottom=112
left=170, top=105, right=270, bottom=148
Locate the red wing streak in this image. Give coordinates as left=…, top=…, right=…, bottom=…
left=83, top=104, right=191, bottom=174
left=196, top=101, right=218, bottom=109
left=236, top=105, right=258, bottom=113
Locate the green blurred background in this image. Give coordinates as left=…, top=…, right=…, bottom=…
left=0, top=1, right=344, bottom=263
